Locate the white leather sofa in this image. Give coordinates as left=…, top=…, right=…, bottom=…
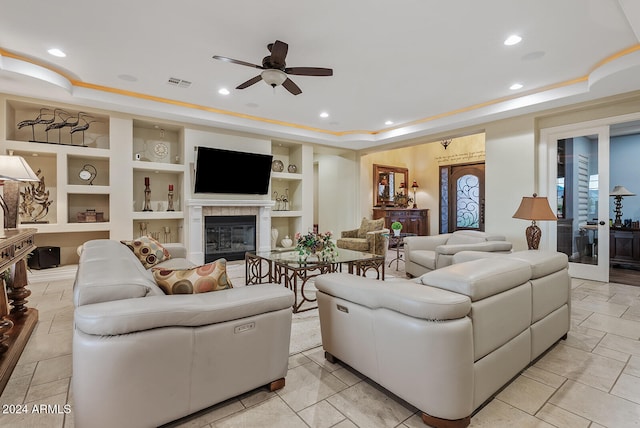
left=404, top=230, right=513, bottom=277
left=316, top=250, right=570, bottom=428
left=72, top=239, right=295, bottom=428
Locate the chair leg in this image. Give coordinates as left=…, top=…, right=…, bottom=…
left=421, top=412, right=471, bottom=428
left=269, top=378, right=285, bottom=392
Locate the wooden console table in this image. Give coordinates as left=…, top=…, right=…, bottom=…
left=610, top=228, right=640, bottom=269
left=0, top=228, right=38, bottom=394
left=372, top=208, right=430, bottom=236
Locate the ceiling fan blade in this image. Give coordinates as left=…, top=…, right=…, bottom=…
left=284, top=67, right=333, bottom=76
left=282, top=78, right=302, bottom=95
left=269, top=40, right=288, bottom=67
left=212, top=55, right=263, bottom=69
left=236, top=75, right=263, bottom=89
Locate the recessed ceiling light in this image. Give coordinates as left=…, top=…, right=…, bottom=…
left=510, top=83, right=523, bottom=90
left=504, top=35, right=522, bottom=46
left=319, top=112, right=329, bottom=118
left=218, top=88, right=230, bottom=95
left=47, top=48, right=66, bottom=57
left=385, top=120, right=394, bottom=125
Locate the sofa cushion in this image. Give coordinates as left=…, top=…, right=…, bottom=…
left=121, top=236, right=171, bottom=269
left=315, top=273, right=471, bottom=321
left=357, top=217, right=384, bottom=238
left=419, top=258, right=531, bottom=301
left=152, top=258, right=233, bottom=295
left=505, top=250, right=568, bottom=279
left=447, top=232, right=487, bottom=245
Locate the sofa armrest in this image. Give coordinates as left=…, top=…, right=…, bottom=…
left=341, top=229, right=359, bottom=238
left=436, top=241, right=513, bottom=255
left=315, top=273, right=470, bottom=320
left=162, top=243, right=188, bottom=259
left=74, top=285, right=294, bottom=336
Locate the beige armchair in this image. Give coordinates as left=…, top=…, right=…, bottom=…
left=404, top=230, right=512, bottom=277
left=336, top=217, right=389, bottom=256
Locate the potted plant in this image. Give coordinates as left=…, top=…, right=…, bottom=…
left=391, top=221, right=403, bottom=236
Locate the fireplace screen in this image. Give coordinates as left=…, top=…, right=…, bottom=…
left=204, top=215, right=256, bottom=262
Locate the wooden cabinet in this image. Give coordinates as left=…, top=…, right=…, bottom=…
left=372, top=208, right=429, bottom=236
left=610, top=228, right=640, bottom=268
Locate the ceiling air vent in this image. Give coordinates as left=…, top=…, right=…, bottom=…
left=167, top=77, right=192, bottom=88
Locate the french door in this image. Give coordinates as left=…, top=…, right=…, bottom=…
left=543, top=126, right=610, bottom=282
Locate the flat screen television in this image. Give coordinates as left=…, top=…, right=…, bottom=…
left=194, top=146, right=273, bottom=194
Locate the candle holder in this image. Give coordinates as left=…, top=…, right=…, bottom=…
left=167, top=184, right=175, bottom=211
left=143, top=177, right=152, bottom=211
left=163, top=226, right=171, bottom=243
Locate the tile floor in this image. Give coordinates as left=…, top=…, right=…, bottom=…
left=1, top=262, right=639, bottom=427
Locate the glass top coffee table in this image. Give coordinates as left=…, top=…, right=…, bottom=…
left=245, top=248, right=385, bottom=313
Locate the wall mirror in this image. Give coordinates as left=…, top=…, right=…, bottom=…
left=373, top=164, right=409, bottom=207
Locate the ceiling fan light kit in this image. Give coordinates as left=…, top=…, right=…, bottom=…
left=213, top=39, right=333, bottom=95
left=261, top=69, right=287, bottom=87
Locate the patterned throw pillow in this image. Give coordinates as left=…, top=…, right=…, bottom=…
left=152, top=258, right=233, bottom=295
left=121, top=236, right=171, bottom=269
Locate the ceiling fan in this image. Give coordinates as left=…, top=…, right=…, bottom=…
left=212, top=40, right=333, bottom=95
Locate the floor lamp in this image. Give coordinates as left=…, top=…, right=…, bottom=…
left=513, top=193, right=557, bottom=250
left=0, top=154, right=40, bottom=230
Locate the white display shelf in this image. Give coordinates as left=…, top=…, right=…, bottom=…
left=271, top=210, right=303, bottom=218
left=271, top=171, right=302, bottom=181
left=132, top=211, right=185, bottom=220
left=26, top=222, right=111, bottom=233
left=132, top=160, right=184, bottom=172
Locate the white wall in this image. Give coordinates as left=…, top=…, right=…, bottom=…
left=316, top=153, right=358, bottom=235
left=484, top=115, right=537, bottom=251
left=183, top=128, right=272, bottom=202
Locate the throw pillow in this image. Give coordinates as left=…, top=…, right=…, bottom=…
left=357, top=217, right=385, bottom=238
left=121, top=236, right=171, bottom=269
left=152, top=258, right=233, bottom=295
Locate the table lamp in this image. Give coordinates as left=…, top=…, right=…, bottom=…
left=0, top=154, right=40, bottom=229
left=513, top=193, right=557, bottom=250
left=610, top=185, right=635, bottom=228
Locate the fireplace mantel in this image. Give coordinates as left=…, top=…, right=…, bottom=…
left=186, top=199, right=275, bottom=264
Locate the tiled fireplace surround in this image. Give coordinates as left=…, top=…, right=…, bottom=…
left=186, top=199, right=274, bottom=265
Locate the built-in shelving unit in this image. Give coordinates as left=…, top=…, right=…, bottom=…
left=130, top=120, right=185, bottom=245
left=269, top=141, right=313, bottom=247
left=0, top=94, right=316, bottom=264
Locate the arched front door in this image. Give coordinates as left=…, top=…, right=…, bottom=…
left=440, top=163, right=485, bottom=233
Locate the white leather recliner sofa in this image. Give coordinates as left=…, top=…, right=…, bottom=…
left=72, top=239, right=294, bottom=428
left=404, top=230, right=513, bottom=277
left=316, top=250, right=570, bottom=428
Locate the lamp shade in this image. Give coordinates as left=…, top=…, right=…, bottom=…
left=411, top=180, right=419, bottom=190
left=0, top=155, right=39, bottom=182
left=0, top=154, right=39, bottom=229
left=610, top=185, right=635, bottom=197
left=512, top=194, right=557, bottom=221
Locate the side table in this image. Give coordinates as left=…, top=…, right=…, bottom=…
left=388, top=232, right=416, bottom=270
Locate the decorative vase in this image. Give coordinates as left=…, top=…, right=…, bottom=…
left=143, top=177, right=152, bottom=212
left=271, top=228, right=278, bottom=249
left=281, top=236, right=293, bottom=248
left=393, top=229, right=401, bottom=236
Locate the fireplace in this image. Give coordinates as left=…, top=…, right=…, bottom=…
left=186, top=199, right=274, bottom=265
left=204, top=215, right=256, bottom=262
